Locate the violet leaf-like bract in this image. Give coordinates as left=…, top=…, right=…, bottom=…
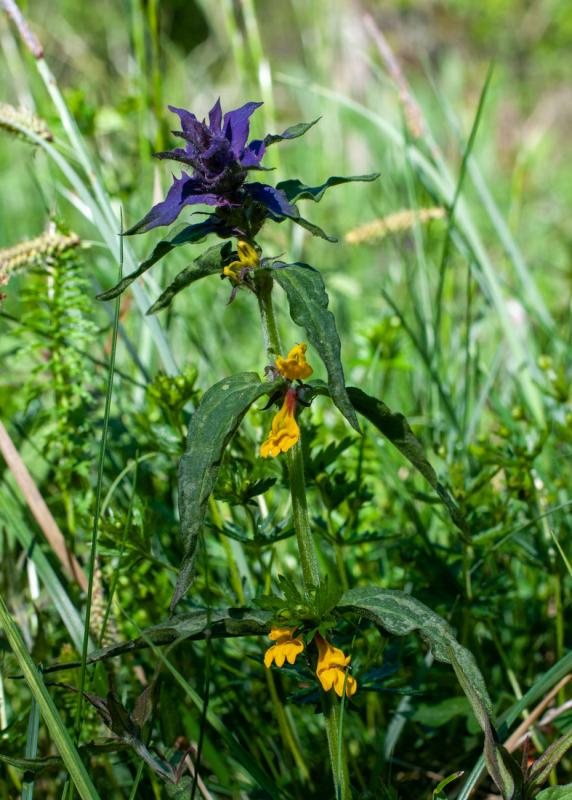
left=125, top=100, right=337, bottom=240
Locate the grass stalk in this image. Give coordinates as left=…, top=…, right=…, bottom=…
left=0, top=591, right=101, bottom=800
left=73, top=252, right=121, bottom=744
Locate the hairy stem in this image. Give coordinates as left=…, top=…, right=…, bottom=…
left=287, top=443, right=320, bottom=586
left=324, top=694, right=351, bottom=799
left=256, top=270, right=282, bottom=361
left=256, top=271, right=319, bottom=586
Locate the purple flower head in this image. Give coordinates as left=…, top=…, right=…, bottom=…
left=157, top=99, right=266, bottom=192
left=126, top=99, right=292, bottom=235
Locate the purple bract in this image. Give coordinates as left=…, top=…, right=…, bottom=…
left=127, top=99, right=297, bottom=235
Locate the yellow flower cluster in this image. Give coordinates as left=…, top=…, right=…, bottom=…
left=264, top=627, right=357, bottom=699
left=260, top=344, right=313, bottom=458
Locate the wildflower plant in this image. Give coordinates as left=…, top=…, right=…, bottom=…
left=96, top=99, right=523, bottom=798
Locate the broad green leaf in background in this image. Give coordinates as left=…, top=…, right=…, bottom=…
left=173, top=372, right=278, bottom=610
left=96, top=221, right=227, bottom=301
left=146, top=240, right=233, bottom=314
left=273, top=263, right=359, bottom=431
left=346, top=386, right=468, bottom=537
left=411, top=697, right=471, bottom=728
left=276, top=173, right=380, bottom=204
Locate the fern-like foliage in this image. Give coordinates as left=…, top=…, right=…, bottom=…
left=15, top=228, right=98, bottom=516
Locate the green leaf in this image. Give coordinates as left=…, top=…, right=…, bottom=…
left=96, top=219, right=223, bottom=301
left=290, top=215, right=338, bottom=242
left=273, top=263, right=359, bottom=431
left=459, top=652, right=572, bottom=800
left=44, top=607, right=272, bottom=668
left=264, top=117, right=321, bottom=146
left=0, top=743, right=129, bottom=777
left=146, top=241, right=233, bottom=314
left=450, top=647, right=523, bottom=800
left=173, top=373, right=277, bottom=610
left=432, top=771, right=464, bottom=799
left=346, top=387, right=468, bottom=537
left=338, top=586, right=521, bottom=800
left=338, top=587, right=490, bottom=696
left=276, top=173, right=380, bottom=204
left=0, top=753, right=63, bottom=776
left=526, top=727, right=572, bottom=796
left=536, top=788, right=572, bottom=799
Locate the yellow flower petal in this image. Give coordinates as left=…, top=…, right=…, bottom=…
left=276, top=343, right=313, bottom=381
left=236, top=240, right=259, bottom=268
left=264, top=627, right=304, bottom=669
left=315, top=634, right=357, bottom=698
left=260, top=390, right=300, bottom=458
left=223, top=240, right=259, bottom=284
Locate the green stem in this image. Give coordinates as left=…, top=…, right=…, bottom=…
left=287, top=443, right=319, bottom=587
left=256, top=270, right=349, bottom=796
left=256, top=271, right=282, bottom=361
left=323, top=694, right=351, bottom=800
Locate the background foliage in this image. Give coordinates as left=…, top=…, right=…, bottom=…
left=1, top=0, right=572, bottom=797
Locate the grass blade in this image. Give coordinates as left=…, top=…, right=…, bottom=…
left=0, top=591, right=101, bottom=800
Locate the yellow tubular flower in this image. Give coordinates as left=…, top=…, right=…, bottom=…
left=264, top=626, right=304, bottom=668
left=315, top=634, right=357, bottom=698
left=260, top=388, right=300, bottom=458
left=275, top=343, right=313, bottom=381
left=223, top=239, right=259, bottom=282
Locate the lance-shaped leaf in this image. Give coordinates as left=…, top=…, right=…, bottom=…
left=338, top=586, right=521, bottom=799
left=346, top=386, right=468, bottom=538
left=0, top=743, right=129, bottom=778
left=292, top=215, right=338, bottom=242
left=264, top=117, right=321, bottom=146
left=276, top=173, right=380, bottom=204
left=266, top=207, right=337, bottom=241
left=146, top=240, right=233, bottom=314
left=338, top=587, right=491, bottom=693
left=526, top=728, right=572, bottom=797
left=42, top=607, right=273, bottom=668
left=96, top=217, right=225, bottom=301
left=172, top=373, right=278, bottom=611
left=273, top=263, right=359, bottom=431
left=449, top=647, right=523, bottom=799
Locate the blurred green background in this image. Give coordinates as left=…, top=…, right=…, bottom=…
left=2, top=0, right=572, bottom=798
